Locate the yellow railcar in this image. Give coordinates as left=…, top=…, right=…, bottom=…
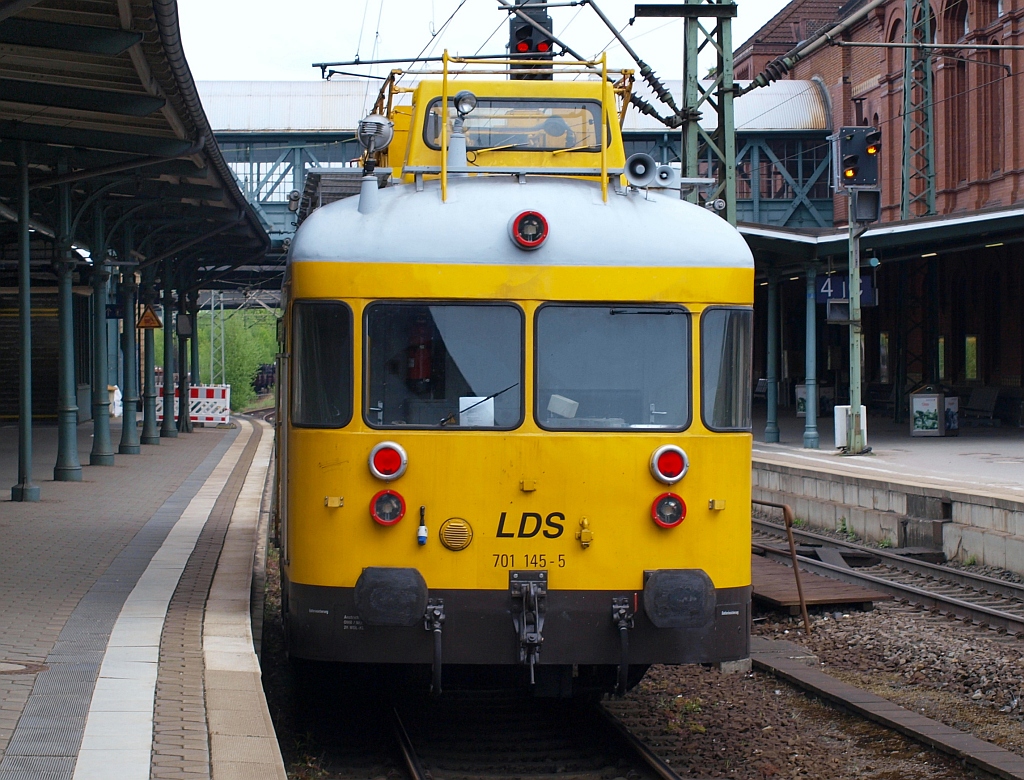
left=276, top=56, right=754, bottom=695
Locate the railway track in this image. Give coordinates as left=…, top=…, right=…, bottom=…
left=753, top=517, right=1024, bottom=636
left=391, top=691, right=681, bottom=780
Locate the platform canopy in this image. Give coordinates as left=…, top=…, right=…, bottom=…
left=0, top=0, right=275, bottom=291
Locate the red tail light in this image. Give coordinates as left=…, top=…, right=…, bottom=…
left=369, top=442, right=407, bottom=481
left=371, top=489, right=406, bottom=525
left=650, top=445, right=688, bottom=484
left=652, top=493, right=686, bottom=528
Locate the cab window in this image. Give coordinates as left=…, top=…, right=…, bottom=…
left=701, top=307, right=753, bottom=431
left=535, top=304, right=690, bottom=430
left=423, top=97, right=604, bottom=152
left=364, top=302, right=523, bottom=429
left=291, top=301, right=352, bottom=428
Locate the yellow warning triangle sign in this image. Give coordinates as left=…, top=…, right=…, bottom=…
left=137, top=305, right=163, bottom=329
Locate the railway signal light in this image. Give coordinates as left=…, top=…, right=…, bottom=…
left=509, top=0, right=553, bottom=81
left=837, top=126, right=881, bottom=188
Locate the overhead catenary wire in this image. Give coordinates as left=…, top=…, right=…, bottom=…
left=585, top=0, right=683, bottom=120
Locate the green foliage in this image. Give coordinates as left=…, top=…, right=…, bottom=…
left=878, top=537, right=893, bottom=548
left=964, top=553, right=978, bottom=566
left=152, top=307, right=278, bottom=411
left=791, top=517, right=807, bottom=529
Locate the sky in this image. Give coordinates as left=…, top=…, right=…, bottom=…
left=177, top=0, right=791, bottom=83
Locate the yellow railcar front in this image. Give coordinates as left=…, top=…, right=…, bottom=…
left=277, top=60, right=754, bottom=693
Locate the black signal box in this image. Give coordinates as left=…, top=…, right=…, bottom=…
left=837, top=126, right=881, bottom=188
left=509, top=0, right=553, bottom=81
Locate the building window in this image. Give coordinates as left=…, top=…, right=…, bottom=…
left=965, top=335, right=978, bottom=380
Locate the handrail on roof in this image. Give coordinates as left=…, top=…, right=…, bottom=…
left=366, top=50, right=632, bottom=205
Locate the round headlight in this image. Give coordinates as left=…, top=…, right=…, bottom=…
left=371, top=489, right=406, bottom=526
left=454, top=90, right=477, bottom=117
left=369, top=441, right=408, bottom=481
left=652, top=493, right=686, bottom=528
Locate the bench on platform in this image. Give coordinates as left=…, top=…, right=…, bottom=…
left=961, top=386, right=1000, bottom=424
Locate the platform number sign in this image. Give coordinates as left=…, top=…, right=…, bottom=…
left=815, top=274, right=877, bottom=307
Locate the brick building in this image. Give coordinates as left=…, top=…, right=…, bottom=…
left=737, top=0, right=1024, bottom=434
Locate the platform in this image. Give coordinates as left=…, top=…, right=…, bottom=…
left=751, top=553, right=889, bottom=614
left=0, top=416, right=283, bottom=780
left=751, top=408, right=1024, bottom=571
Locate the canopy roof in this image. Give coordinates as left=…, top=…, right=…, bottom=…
left=0, top=0, right=274, bottom=291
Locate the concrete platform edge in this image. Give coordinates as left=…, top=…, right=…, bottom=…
left=752, top=638, right=1024, bottom=780
left=203, top=419, right=286, bottom=780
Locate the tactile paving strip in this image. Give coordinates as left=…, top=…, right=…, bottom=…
left=0, top=429, right=238, bottom=780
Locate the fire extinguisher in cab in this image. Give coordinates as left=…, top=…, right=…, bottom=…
left=407, top=319, right=432, bottom=394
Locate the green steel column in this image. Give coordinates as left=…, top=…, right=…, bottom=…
left=177, top=284, right=192, bottom=434
left=803, top=266, right=819, bottom=449
left=141, top=266, right=160, bottom=445
left=682, top=1, right=700, bottom=203
left=764, top=271, right=780, bottom=443
left=189, top=292, right=200, bottom=386
left=54, top=163, right=82, bottom=481
left=848, top=198, right=866, bottom=453
left=118, top=265, right=140, bottom=454
left=681, top=0, right=737, bottom=222
left=12, top=141, right=39, bottom=501
left=161, top=260, right=178, bottom=438
left=901, top=0, right=936, bottom=219
left=716, top=5, right=736, bottom=226
left=90, top=200, right=115, bottom=466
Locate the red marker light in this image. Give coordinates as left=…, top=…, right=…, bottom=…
left=657, top=450, right=685, bottom=479
left=368, top=441, right=408, bottom=481
left=509, top=210, right=548, bottom=250
left=650, top=445, right=689, bottom=485
left=516, top=41, right=530, bottom=52
left=537, top=40, right=551, bottom=52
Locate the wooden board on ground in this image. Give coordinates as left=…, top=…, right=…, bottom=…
left=751, top=554, right=891, bottom=614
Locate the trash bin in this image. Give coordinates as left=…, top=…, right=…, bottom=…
left=945, top=395, right=959, bottom=436
left=910, top=388, right=944, bottom=436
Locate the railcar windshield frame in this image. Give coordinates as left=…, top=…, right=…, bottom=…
left=363, top=300, right=525, bottom=431
left=533, top=302, right=692, bottom=432
left=422, top=96, right=607, bottom=153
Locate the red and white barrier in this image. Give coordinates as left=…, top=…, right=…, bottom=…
left=155, top=385, right=232, bottom=425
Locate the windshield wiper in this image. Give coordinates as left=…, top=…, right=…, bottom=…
left=609, top=308, right=681, bottom=315
left=439, top=382, right=519, bottom=427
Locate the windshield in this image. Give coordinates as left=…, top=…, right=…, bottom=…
left=424, top=97, right=603, bottom=152
left=365, top=302, right=523, bottom=429
left=535, top=305, right=690, bottom=430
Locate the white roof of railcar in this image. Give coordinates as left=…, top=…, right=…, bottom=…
left=289, top=176, right=753, bottom=269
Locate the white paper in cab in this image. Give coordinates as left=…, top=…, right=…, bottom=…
left=459, top=397, right=494, bottom=427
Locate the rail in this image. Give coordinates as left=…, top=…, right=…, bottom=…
left=753, top=519, right=1024, bottom=637
left=752, top=499, right=811, bottom=634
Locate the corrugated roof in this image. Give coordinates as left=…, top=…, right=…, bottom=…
left=197, top=80, right=386, bottom=133
left=198, top=78, right=830, bottom=135
left=624, top=79, right=830, bottom=133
